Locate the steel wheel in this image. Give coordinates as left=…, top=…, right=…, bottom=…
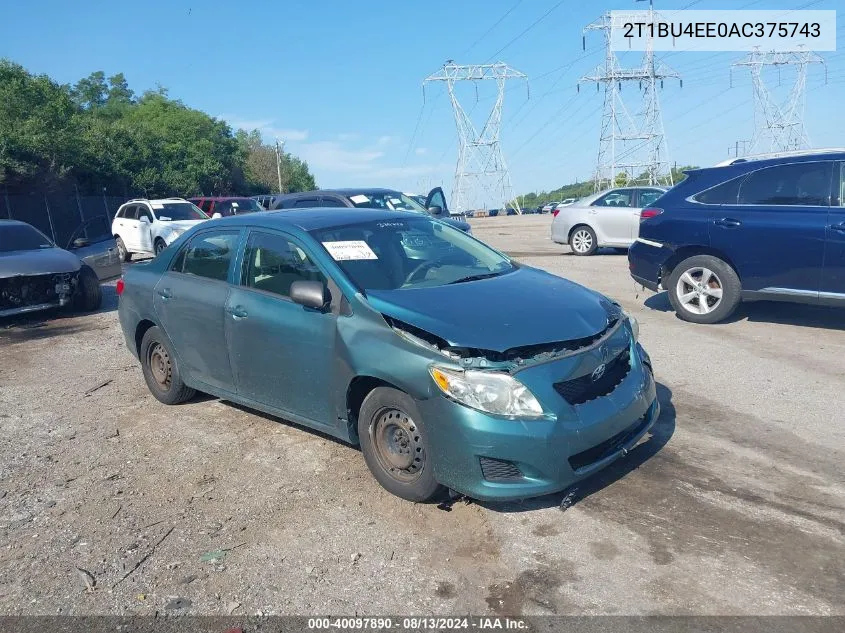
left=571, top=229, right=594, bottom=254
left=148, top=342, right=172, bottom=390
left=370, top=408, right=425, bottom=484
left=675, top=266, right=724, bottom=315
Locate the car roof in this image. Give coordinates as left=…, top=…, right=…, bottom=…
left=0, top=219, right=29, bottom=227
left=187, top=196, right=253, bottom=201
left=208, top=207, right=415, bottom=232
left=276, top=188, right=402, bottom=199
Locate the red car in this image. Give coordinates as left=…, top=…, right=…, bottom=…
left=187, top=197, right=263, bottom=218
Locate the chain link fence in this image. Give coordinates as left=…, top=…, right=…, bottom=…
left=0, top=186, right=131, bottom=250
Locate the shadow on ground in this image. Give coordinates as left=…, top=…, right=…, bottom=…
left=645, top=291, right=845, bottom=331
left=477, top=382, right=676, bottom=513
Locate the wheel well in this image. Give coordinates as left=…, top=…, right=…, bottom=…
left=346, top=376, right=401, bottom=444
left=568, top=223, right=593, bottom=241
left=661, top=246, right=741, bottom=282
left=154, top=236, right=166, bottom=244
left=134, top=319, right=157, bottom=357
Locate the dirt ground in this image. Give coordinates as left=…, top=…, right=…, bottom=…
left=0, top=214, right=843, bottom=616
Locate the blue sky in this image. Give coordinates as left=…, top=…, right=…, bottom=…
left=2, top=0, right=843, bottom=202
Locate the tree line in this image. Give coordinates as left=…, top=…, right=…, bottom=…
left=518, top=165, right=697, bottom=209
left=0, top=60, right=316, bottom=197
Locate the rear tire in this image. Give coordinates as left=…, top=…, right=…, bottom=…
left=115, top=236, right=130, bottom=262
left=358, top=387, right=444, bottom=502
left=569, top=225, right=598, bottom=256
left=667, top=255, right=741, bottom=324
left=73, top=264, right=102, bottom=312
left=139, top=326, right=195, bottom=404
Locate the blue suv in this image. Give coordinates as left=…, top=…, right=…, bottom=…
left=628, top=150, right=845, bottom=324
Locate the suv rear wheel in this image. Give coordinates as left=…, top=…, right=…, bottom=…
left=667, top=255, right=741, bottom=324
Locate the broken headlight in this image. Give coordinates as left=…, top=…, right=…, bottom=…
left=621, top=307, right=639, bottom=341
left=429, top=365, right=544, bottom=418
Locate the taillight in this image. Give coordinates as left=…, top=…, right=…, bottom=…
left=640, top=208, right=663, bottom=221
left=116, top=278, right=125, bottom=296
left=553, top=209, right=560, bottom=217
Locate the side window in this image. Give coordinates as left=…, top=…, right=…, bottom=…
left=694, top=176, right=743, bottom=205
left=428, top=189, right=447, bottom=211
left=738, top=161, right=832, bottom=207
left=837, top=162, right=845, bottom=207
left=115, top=206, right=125, bottom=219
left=200, top=200, right=214, bottom=213
left=594, top=189, right=635, bottom=208
left=242, top=232, right=326, bottom=298
left=320, top=197, right=344, bottom=207
left=137, top=206, right=154, bottom=223
left=69, top=217, right=112, bottom=247
left=293, top=198, right=320, bottom=208
left=177, top=231, right=239, bottom=281
left=638, top=189, right=664, bottom=208
left=123, top=205, right=138, bottom=220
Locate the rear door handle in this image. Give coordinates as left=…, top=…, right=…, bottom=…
left=227, top=306, right=248, bottom=320
left=830, top=222, right=845, bottom=233
left=714, top=217, right=742, bottom=228
left=158, top=288, right=172, bottom=301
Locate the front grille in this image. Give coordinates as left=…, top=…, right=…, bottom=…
left=568, top=413, right=651, bottom=472
left=553, top=348, right=631, bottom=406
left=479, top=457, right=524, bottom=482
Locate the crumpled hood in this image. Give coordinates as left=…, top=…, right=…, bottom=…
left=0, top=248, right=81, bottom=279
left=365, top=266, right=613, bottom=352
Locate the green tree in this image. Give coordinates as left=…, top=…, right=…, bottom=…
left=235, top=129, right=316, bottom=194
left=72, top=71, right=109, bottom=109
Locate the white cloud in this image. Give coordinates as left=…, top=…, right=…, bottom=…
left=220, top=114, right=309, bottom=142
left=296, top=141, right=385, bottom=173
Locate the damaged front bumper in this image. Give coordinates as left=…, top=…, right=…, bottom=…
left=417, top=339, right=659, bottom=502
left=0, top=272, right=78, bottom=318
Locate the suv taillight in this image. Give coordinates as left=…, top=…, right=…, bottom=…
left=640, top=208, right=663, bottom=221
left=116, top=278, right=125, bottom=296
left=552, top=209, right=560, bottom=217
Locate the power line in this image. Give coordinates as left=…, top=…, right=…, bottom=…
left=461, top=0, right=525, bottom=59
left=485, top=0, right=567, bottom=63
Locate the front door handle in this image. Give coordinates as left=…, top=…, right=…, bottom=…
left=227, top=306, right=248, bottom=320
left=158, top=288, right=173, bottom=301
left=830, top=222, right=845, bottom=233
left=714, top=217, right=742, bottom=228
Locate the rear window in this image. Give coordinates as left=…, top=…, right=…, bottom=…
left=694, top=177, right=743, bottom=205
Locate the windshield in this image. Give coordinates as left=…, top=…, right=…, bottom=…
left=0, top=224, right=54, bottom=253
left=153, top=202, right=209, bottom=221
left=348, top=192, right=427, bottom=213
left=310, top=216, right=514, bottom=291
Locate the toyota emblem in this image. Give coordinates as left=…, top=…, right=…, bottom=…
left=591, top=363, right=606, bottom=382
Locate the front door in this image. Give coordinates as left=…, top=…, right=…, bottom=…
left=153, top=229, right=241, bottom=391
left=425, top=187, right=449, bottom=215
left=225, top=230, right=337, bottom=427
left=136, top=205, right=154, bottom=253
left=590, top=188, right=638, bottom=244
left=821, top=160, right=845, bottom=301
left=710, top=160, right=831, bottom=295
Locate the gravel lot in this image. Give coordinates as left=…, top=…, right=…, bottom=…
left=1, top=214, right=843, bottom=616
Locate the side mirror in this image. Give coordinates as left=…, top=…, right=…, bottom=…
left=290, top=280, right=330, bottom=310
left=139, top=215, right=150, bottom=224
left=428, top=205, right=443, bottom=216
left=212, top=212, right=222, bottom=219
left=72, top=237, right=90, bottom=249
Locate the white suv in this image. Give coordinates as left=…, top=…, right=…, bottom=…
left=111, top=198, right=209, bottom=260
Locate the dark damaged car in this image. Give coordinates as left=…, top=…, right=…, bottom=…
left=118, top=208, right=658, bottom=502
left=1, top=219, right=120, bottom=318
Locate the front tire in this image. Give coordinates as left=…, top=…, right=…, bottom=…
left=115, top=236, right=130, bottom=262
left=569, top=225, right=598, bottom=256
left=154, top=238, right=167, bottom=256
left=358, top=387, right=444, bottom=502
left=73, top=264, right=102, bottom=312
left=667, top=255, right=741, bottom=324
left=140, top=326, right=196, bottom=405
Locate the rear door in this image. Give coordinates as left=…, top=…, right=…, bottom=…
left=590, top=188, right=637, bottom=244
left=710, top=160, right=831, bottom=295
left=821, top=161, right=845, bottom=302
left=153, top=229, right=242, bottom=391
left=118, top=205, right=141, bottom=250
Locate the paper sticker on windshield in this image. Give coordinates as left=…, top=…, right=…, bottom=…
left=151, top=202, right=164, bottom=209
left=322, top=240, right=378, bottom=261
left=349, top=194, right=370, bottom=205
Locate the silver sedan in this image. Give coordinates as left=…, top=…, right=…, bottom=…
left=550, top=186, right=666, bottom=256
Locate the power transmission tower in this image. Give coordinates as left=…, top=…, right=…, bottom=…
left=731, top=48, right=826, bottom=154
left=424, top=61, right=528, bottom=213
left=580, top=1, right=679, bottom=191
